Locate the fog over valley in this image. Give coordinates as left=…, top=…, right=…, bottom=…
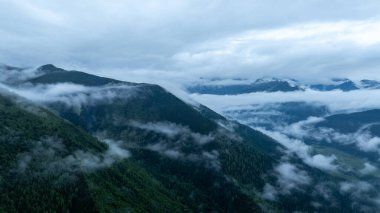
left=1, top=1, right=380, bottom=212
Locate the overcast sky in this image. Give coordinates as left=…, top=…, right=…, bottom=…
left=1, top=0, right=380, bottom=83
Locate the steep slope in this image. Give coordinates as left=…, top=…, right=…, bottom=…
left=28, top=70, right=125, bottom=87
left=20, top=65, right=373, bottom=212
left=0, top=91, right=188, bottom=212
left=26, top=69, right=269, bottom=212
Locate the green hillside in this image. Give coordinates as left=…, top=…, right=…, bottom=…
left=25, top=65, right=356, bottom=212
left=1, top=64, right=376, bottom=212
left=0, top=92, right=187, bottom=212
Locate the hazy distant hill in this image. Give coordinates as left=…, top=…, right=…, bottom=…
left=186, top=77, right=380, bottom=95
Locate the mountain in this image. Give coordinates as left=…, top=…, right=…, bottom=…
left=0, top=90, right=196, bottom=212
left=1, top=64, right=378, bottom=212
left=23, top=65, right=275, bottom=212
left=309, top=78, right=359, bottom=91
left=186, top=77, right=380, bottom=94
left=1, top=65, right=275, bottom=212
left=310, top=109, right=380, bottom=163
left=318, top=109, right=380, bottom=133
left=212, top=96, right=380, bottom=212
left=187, top=78, right=303, bottom=95
left=360, top=80, right=380, bottom=89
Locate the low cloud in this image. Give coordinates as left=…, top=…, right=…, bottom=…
left=261, top=183, right=278, bottom=201
left=0, top=65, right=40, bottom=84
left=131, top=121, right=214, bottom=145
left=356, top=133, right=380, bottom=153
left=258, top=128, right=338, bottom=171
left=15, top=137, right=130, bottom=175
left=284, top=120, right=380, bottom=157
left=145, top=141, right=221, bottom=170
left=1, top=82, right=138, bottom=114
left=146, top=142, right=184, bottom=159
left=304, top=154, right=337, bottom=171
left=275, top=162, right=311, bottom=193
left=261, top=162, right=311, bottom=200
left=339, top=181, right=380, bottom=211
left=131, top=121, right=220, bottom=170
left=3, top=1, right=380, bottom=82
left=360, top=162, right=378, bottom=175
left=190, top=90, right=380, bottom=114
left=228, top=108, right=380, bottom=173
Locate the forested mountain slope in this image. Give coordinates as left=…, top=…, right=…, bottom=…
left=0, top=64, right=377, bottom=212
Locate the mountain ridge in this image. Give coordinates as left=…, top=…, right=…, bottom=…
left=187, top=77, right=380, bottom=94
left=0, top=63, right=377, bottom=212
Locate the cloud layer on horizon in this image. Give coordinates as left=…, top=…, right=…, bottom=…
left=1, top=0, right=380, bottom=84
left=190, top=89, right=380, bottom=114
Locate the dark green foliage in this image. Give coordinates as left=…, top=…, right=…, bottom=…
left=3, top=66, right=376, bottom=212
left=37, top=64, right=67, bottom=74
left=129, top=149, right=262, bottom=213
left=49, top=84, right=218, bottom=135
left=85, top=160, right=186, bottom=213
left=32, top=71, right=270, bottom=211
left=0, top=94, right=106, bottom=170
left=0, top=94, right=186, bottom=212
left=0, top=172, right=97, bottom=213
left=0, top=94, right=102, bottom=212
left=232, top=122, right=281, bottom=156
left=196, top=104, right=282, bottom=155
left=217, top=138, right=272, bottom=187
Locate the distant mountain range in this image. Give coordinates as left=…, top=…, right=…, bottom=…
left=187, top=77, right=380, bottom=94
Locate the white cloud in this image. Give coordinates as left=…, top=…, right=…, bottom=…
left=0, top=65, right=39, bottom=84
left=304, top=126, right=380, bottom=156
left=131, top=121, right=214, bottom=145
left=10, top=1, right=66, bottom=26
left=236, top=20, right=380, bottom=46
left=16, top=137, right=130, bottom=174
left=261, top=183, right=278, bottom=201
left=170, top=19, right=380, bottom=83
left=360, top=162, right=378, bottom=175
left=357, top=133, right=380, bottom=152
left=190, top=90, right=380, bottom=114
left=0, top=82, right=137, bottom=114
left=1, top=1, right=380, bottom=84
left=304, top=154, right=337, bottom=171
left=284, top=117, right=325, bottom=138
left=258, top=128, right=338, bottom=171
left=275, top=162, right=311, bottom=193
left=145, top=142, right=221, bottom=170
left=131, top=121, right=219, bottom=169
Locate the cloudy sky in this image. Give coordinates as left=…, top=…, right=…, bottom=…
left=1, top=0, right=380, bottom=83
